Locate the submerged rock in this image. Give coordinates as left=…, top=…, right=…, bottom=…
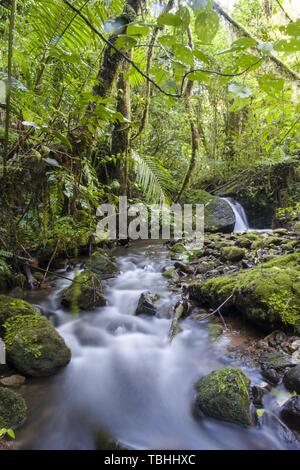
left=261, top=411, right=300, bottom=449
left=0, top=295, right=40, bottom=328
left=0, top=387, right=27, bottom=429
left=280, top=396, right=300, bottom=431
left=195, top=367, right=253, bottom=426
left=61, top=270, right=107, bottom=311
left=4, top=314, right=71, bottom=377
left=135, top=292, right=158, bottom=316
left=0, top=375, right=26, bottom=387
left=283, top=364, right=300, bottom=393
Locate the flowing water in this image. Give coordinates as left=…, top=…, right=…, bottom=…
left=15, top=242, right=297, bottom=450
left=222, top=197, right=250, bottom=232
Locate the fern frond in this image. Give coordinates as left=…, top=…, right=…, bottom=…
left=132, top=153, right=174, bottom=205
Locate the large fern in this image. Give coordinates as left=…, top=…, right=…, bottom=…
left=132, top=152, right=175, bottom=205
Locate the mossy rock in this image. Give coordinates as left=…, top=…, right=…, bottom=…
left=0, top=259, right=13, bottom=292
left=88, top=250, right=117, bottom=277
left=189, top=277, right=237, bottom=311
left=294, top=221, right=300, bottom=235
left=195, top=367, right=253, bottom=426
left=189, top=252, right=300, bottom=332
left=0, top=387, right=27, bottom=429
left=61, top=270, right=107, bottom=311
left=0, top=295, right=40, bottom=328
left=221, top=246, right=246, bottom=262
left=208, top=323, right=223, bottom=338
left=170, top=242, right=187, bottom=253
left=181, top=189, right=235, bottom=233
left=4, top=314, right=71, bottom=377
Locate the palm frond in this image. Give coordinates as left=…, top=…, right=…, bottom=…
left=132, top=152, right=174, bottom=205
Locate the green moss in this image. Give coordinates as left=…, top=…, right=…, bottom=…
left=170, top=242, right=187, bottom=253
left=189, top=252, right=300, bottom=332
left=0, top=295, right=39, bottom=327
left=4, top=314, right=71, bottom=377
left=294, top=221, right=300, bottom=235
left=221, top=246, right=246, bottom=262
left=0, top=387, right=27, bottom=429
left=89, top=250, right=117, bottom=276
left=61, top=270, right=107, bottom=311
left=189, top=277, right=238, bottom=310
left=195, top=367, right=252, bottom=426
left=208, top=323, right=223, bottom=338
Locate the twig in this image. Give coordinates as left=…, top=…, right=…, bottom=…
left=42, top=239, right=60, bottom=283
left=195, top=294, right=233, bottom=329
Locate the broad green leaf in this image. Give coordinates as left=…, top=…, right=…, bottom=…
left=158, top=35, right=176, bottom=48
left=195, top=10, right=219, bottom=44
left=172, top=44, right=194, bottom=66
left=127, top=24, right=150, bottom=37
left=228, top=83, right=252, bottom=98
left=193, top=50, right=210, bottom=64
left=274, top=38, right=300, bottom=53
left=115, top=35, right=137, bottom=50
left=178, top=6, right=190, bottom=30
left=7, top=429, right=15, bottom=439
left=258, top=74, right=285, bottom=95
left=51, top=130, right=72, bottom=150
left=280, top=20, right=300, bottom=37
left=235, top=54, right=260, bottom=68
left=188, top=71, right=211, bottom=83
left=219, top=37, right=256, bottom=54
left=157, top=13, right=183, bottom=27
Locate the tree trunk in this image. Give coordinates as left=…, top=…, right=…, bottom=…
left=93, top=0, right=144, bottom=99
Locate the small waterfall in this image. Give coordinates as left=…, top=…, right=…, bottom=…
left=222, top=197, right=250, bottom=233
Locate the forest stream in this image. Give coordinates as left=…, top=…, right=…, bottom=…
left=13, top=239, right=298, bottom=450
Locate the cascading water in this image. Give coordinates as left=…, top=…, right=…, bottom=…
left=222, top=197, right=250, bottom=233
left=16, top=242, right=296, bottom=450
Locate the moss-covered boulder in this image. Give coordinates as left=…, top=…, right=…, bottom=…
left=0, top=295, right=40, bottom=327
left=0, top=387, right=27, bottom=429
left=221, top=246, right=246, bottom=262
left=4, top=315, right=71, bottom=377
left=61, top=270, right=107, bottom=311
left=182, top=189, right=235, bottom=233
left=195, top=367, right=253, bottom=426
left=88, top=250, right=117, bottom=277
left=189, top=252, right=300, bottom=332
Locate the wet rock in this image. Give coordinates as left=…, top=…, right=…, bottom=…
left=251, top=385, right=267, bottom=407
left=195, top=367, right=253, bottom=426
left=283, top=364, right=300, bottom=393
left=181, top=189, right=235, bottom=233
left=135, top=292, right=158, bottom=316
left=0, top=295, right=40, bottom=328
left=0, top=374, right=26, bottom=387
left=261, top=411, right=300, bottom=449
left=221, top=246, right=246, bottom=263
left=259, top=351, right=295, bottom=370
left=174, top=262, right=193, bottom=275
left=4, top=314, right=71, bottom=377
left=0, top=387, right=27, bottom=429
left=264, top=330, right=287, bottom=348
left=280, top=396, right=300, bottom=431
left=61, top=270, right=107, bottom=311
left=89, top=250, right=117, bottom=277
left=260, top=365, right=280, bottom=385
left=170, top=242, right=186, bottom=253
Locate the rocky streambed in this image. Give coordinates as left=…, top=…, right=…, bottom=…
left=0, top=233, right=299, bottom=450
